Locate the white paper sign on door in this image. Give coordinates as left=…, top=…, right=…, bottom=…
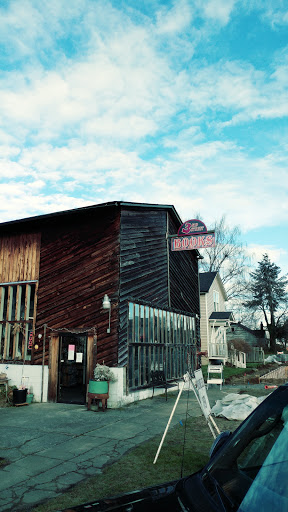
left=76, top=352, right=83, bottom=363
left=68, top=344, right=75, bottom=360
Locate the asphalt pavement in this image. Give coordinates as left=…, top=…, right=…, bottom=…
left=0, top=384, right=258, bottom=512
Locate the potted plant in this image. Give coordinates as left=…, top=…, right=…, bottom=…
left=88, top=362, right=116, bottom=394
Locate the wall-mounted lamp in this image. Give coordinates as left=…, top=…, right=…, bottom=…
left=102, top=294, right=111, bottom=333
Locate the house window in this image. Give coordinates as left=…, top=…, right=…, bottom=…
left=213, top=290, right=219, bottom=312
left=0, top=282, right=37, bottom=361
left=128, top=301, right=198, bottom=390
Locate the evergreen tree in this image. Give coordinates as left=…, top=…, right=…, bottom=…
left=244, top=254, right=288, bottom=353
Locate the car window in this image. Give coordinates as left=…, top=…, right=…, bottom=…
left=203, top=397, right=288, bottom=511
left=238, top=407, right=288, bottom=511
left=237, top=412, right=283, bottom=478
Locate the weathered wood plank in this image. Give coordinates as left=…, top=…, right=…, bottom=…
left=0, top=233, right=40, bottom=284
left=48, top=332, right=59, bottom=401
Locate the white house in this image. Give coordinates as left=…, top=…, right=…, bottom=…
left=199, top=272, right=234, bottom=365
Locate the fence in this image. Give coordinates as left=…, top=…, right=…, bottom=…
left=246, top=347, right=265, bottom=364
left=228, top=349, right=246, bottom=368
left=209, top=342, right=228, bottom=359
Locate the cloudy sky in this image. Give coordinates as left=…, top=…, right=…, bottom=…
left=0, top=0, right=287, bottom=273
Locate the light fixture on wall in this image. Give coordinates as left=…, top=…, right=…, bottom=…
left=102, top=294, right=111, bottom=333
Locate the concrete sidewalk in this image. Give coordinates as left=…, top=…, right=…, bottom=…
left=0, top=385, right=245, bottom=512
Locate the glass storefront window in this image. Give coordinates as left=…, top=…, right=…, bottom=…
left=128, top=301, right=197, bottom=389
left=0, top=282, right=37, bottom=361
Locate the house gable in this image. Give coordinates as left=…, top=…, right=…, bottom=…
left=227, top=322, right=267, bottom=348
left=199, top=271, right=230, bottom=354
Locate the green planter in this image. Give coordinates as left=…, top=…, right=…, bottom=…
left=88, top=380, right=109, bottom=394
left=27, top=393, right=34, bottom=404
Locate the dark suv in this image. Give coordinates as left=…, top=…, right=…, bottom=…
left=64, top=384, right=288, bottom=511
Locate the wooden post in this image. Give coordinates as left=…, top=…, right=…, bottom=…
left=48, top=331, right=59, bottom=402
left=86, top=328, right=97, bottom=400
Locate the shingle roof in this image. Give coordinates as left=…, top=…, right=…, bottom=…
left=231, top=322, right=266, bottom=338
left=199, top=272, right=218, bottom=292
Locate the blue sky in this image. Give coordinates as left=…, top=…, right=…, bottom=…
left=0, top=0, right=287, bottom=274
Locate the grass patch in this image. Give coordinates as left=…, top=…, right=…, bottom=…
left=33, top=414, right=241, bottom=512
left=201, top=365, right=247, bottom=380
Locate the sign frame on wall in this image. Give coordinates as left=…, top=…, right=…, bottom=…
left=171, top=233, right=216, bottom=251
left=177, top=219, right=208, bottom=236
left=170, top=218, right=215, bottom=251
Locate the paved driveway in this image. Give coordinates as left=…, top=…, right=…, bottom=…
left=0, top=386, right=240, bottom=511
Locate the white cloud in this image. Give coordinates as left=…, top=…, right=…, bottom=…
left=201, top=0, right=236, bottom=25
left=247, top=244, right=288, bottom=276
left=156, top=0, right=193, bottom=34
left=0, top=0, right=287, bottom=269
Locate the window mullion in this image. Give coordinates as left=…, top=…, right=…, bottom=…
left=4, top=286, right=13, bottom=359
left=23, top=284, right=31, bottom=360
left=0, top=287, right=4, bottom=358
left=12, top=285, right=22, bottom=359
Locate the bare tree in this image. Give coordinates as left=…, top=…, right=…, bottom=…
left=199, top=215, right=251, bottom=303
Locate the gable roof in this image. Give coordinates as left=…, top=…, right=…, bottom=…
left=199, top=271, right=228, bottom=301
left=199, top=272, right=218, bottom=292
left=231, top=322, right=266, bottom=339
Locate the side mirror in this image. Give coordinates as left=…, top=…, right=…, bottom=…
left=209, top=431, right=232, bottom=459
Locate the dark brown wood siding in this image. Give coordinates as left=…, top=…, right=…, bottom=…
left=118, top=208, right=169, bottom=366
left=118, top=207, right=200, bottom=366
left=35, top=206, right=120, bottom=367
left=168, top=215, right=200, bottom=315
left=168, top=215, right=201, bottom=352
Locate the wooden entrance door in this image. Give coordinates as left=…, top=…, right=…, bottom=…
left=57, top=334, right=87, bottom=404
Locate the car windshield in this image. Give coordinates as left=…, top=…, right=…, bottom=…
left=202, top=386, right=288, bottom=511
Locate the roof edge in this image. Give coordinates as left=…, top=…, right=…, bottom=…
left=0, top=200, right=182, bottom=229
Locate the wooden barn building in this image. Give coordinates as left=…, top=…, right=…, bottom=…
left=0, top=201, right=201, bottom=407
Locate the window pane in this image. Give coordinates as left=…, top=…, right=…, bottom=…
left=0, top=324, right=5, bottom=359
left=159, top=310, right=163, bottom=344
left=134, top=304, right=139, bottom=342
left=11, top=287, right=17, bottom=321
left=29, top=284, right=36, bottom=319
left=128, top=302, right=133, bottom=343
left=149, top=308, right=154, bottom=342
left=144, top=306, right=149, bottom=343
left=154, top=309, right=159, bottom=343
left=20, top=285, right=26, bottom=320
left=2, top=286, right=8, bottom=320
left=140, top=305, right=145, bottom=342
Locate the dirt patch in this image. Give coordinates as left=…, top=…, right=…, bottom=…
left=225, top=362, right=284, bottom=385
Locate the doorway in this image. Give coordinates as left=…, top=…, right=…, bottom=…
left=57, top=334, right=87, bottom=404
